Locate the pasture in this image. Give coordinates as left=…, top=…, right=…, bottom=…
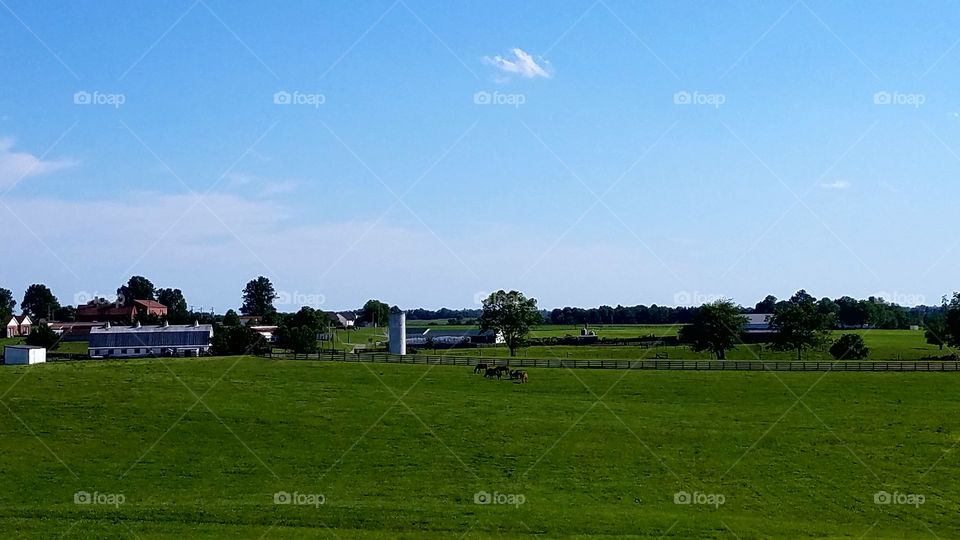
left=0, top=357, right=957, bottom=538
left=437, top=329, right=945, bottom=362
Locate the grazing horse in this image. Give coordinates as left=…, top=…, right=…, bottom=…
left=510, top=370, right=528, bottom=383
left=484, top=367, right=500, bottom=379
left=494, top=366, right=510, bottom=378
left=474, top=363, right=489, bottom=374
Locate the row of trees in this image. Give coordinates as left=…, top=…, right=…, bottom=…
left=679, top=290, right=960, bottom=361
left=545, top=294, right=931, bottom=329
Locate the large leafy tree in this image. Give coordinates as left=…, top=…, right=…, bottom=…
left=117, top=275, right=156, bottom=305
left=240, top=276, right=278, bottom=316
left=21, top=284, right=60, bottom=321
left=829, top=333, right=870, bottom=360
left=925, top=313, right=949, bottom=351
left=0, top=288, right=15, bottom=323
left=754, top=295, right=778, bottom=313
left=944, top=293, right=960, bottom=349
left=211, top=325, right=269, bottom=356
left=223, top=309, right=241, bottom=326
left=156, top=288, right=189, bottom=323
left=479, top=290, right=542, bottom=357
left=361, top=299, right=390, bottom=327
left=678, top=299, right=747, bottom=360
left=770, top=289, right=835, bottom=361
left=25, top=323, right=59, bottom=349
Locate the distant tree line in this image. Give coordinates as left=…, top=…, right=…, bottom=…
left=547, top=305, right=697, bottom=325
left=541, top=294, right=936, bottom=330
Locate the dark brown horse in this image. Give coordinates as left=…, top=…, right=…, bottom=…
left=474, top=363, right=489, bottom=374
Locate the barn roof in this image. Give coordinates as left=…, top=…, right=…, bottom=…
left=132, top=299, right=168, bottom=310
left=89, top=324, right=213, bottom=348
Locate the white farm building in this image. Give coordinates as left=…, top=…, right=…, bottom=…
left=88, top=321, right=213, bottom=358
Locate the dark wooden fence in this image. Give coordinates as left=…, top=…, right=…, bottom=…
left=261, top=351, right=960, bottom=372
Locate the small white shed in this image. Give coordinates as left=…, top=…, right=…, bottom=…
left=4, top=345, right=46, bottom=365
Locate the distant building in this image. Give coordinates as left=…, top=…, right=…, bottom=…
left=3, top=345, right=46, bottom=365
left=745, top=313, right=774, bottom=333
left=405, top=327, right=503, bottom=347
left=47, top=322, right=104, bottom=341
left=338, top=312, right=357, bottom=328
left=5, top=314, right=32, bottom=338
left=249, top=325, right=279, bottom=343
left=76, top=299, right=168, bottom=323
left=88, top=321, right=213, bottom=358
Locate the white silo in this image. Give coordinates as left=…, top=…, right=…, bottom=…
left=388, top=311, right=406, bottom=355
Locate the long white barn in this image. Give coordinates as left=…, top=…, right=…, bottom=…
left=88, top=321, right=213, bottom=358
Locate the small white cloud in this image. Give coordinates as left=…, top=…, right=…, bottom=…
left=482, top=48, right=551, bottom=79
left=0, top=136, right=76, bottom=188
left=226, top=171, right=298, bottom=196
left=819, top=180, right=851, bottom=190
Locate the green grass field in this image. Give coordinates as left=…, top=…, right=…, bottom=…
left=430, top=329, right=946, bottom=362
left=0, top=357, right=958, bottom=538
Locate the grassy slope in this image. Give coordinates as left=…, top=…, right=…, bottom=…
left=0, top=357, right=958, bottom=538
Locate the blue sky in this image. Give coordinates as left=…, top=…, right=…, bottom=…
left=2, top=0, right=960, bottom=312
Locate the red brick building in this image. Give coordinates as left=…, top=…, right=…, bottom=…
left=76, top=299, right=168, bottom=323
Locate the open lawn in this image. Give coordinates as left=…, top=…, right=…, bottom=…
left=0, top=357, right=958, bottom=538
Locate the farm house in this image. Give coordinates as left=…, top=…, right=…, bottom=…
left=88, top=321, right=213, bottom=358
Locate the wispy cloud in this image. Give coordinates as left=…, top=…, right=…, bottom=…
left=0, top=136, right=76, bottom=188
left=482, top=48, right=551, bottom=80
left=819, top=179, right=851, bottom=190
left=226, top=171, right=298, bottom=196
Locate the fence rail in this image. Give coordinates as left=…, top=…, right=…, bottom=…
left=262, top=351, right=960, bottom=372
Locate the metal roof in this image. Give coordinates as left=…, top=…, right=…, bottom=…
left=88, top=324, right=213, bottom=348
